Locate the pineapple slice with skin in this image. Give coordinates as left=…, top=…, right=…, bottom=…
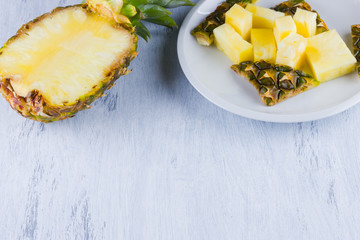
left=276, top=32, right=307, bottom=69
left=245, top=4, right=285, bottom=29
left=214, top=24, right=253, bottom=64
left=293, top=8, right=317, bottom=38
left=231, top=61, right=319, bottom=106
left=351, top=25, right=360, bottom=77
left=191, top=0, right=257, bottom=46
left=225, top=4, right=252, bottom=41
left=251, top=29, right=277, bottom=63
left=272, top=0, right=328, bottom=34
left=273, top=15, right=297, bottom=45
left=306, top=29, right=356, bottom=82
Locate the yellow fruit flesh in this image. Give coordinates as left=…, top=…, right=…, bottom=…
left=245, top=4, right=284, bottom=29
left=276, top=33, right=307, bottom=69
left=293, top=8, right=317, bottom=38
left=214, top=24, right=253, bottom=64
left=0, top=7, right=133, bottom=106
left=306, top=30, right=356, bottom=82
left=225, top=4, right=252, bottom=41
left=273, top=16, right=297, bottom=45
left=251, top=28, right=277, bottom=63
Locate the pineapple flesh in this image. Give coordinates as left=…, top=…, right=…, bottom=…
left=225, top=4, right=252, bottom=41
left=245, top=4, right=285, bottom=29
left=214, top=24, right=253, bottom=64
left=306, top=30, right=356, bottom=82
left=0, top=5, right=138, bottom=122
left=276, top=33, right=307, bottom=69
left=251, top=29, right=277, bottom=63
left=273, top=16, right=297, bottom=44
left=351, top=25, right=360, bottom=77
left=293, top=8, right=317, bottom=38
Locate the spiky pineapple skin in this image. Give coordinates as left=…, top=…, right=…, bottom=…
left=0, top=5, right=138, bottom=123
left=232, top=61, right=319, bottom=106
left=272, top=0, right=328, bottom=34
left=191, top=0, right=255, bottom=46
left=352, top=25, right=360, bottom=77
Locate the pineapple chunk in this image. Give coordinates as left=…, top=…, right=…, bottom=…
left=273, top=16, right=297, bottom=44
left=251, top=29, right=277, bottom=63
left=213, top=24, right=253, bottom=64
left=306, top=30, right=356, bottom=82
left=245, top=4, right=285, bottom=29
left=225, top=4, right=253, bottom=41
left=293, top=8, right=317, bottom=38
left=276, top=33, right=307, bottom=69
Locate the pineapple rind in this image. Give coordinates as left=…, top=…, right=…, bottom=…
left=0, top=5, right=138, bottom=123
left=352, top=25, right=360, bottom=78
left=231, top=60, right=320, bottom=106
left=191, top=0, right=256, bottom=46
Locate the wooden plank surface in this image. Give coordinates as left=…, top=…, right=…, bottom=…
left=0, top=0, right=360, bottom=239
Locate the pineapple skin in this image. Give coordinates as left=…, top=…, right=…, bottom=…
left=0, top=5, right=138, bottom=123
left=232, top=61, right=320, bottom=106
left=352, top=25, right=360, bottom=77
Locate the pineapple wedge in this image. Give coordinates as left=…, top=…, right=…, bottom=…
left=213, top=24, right=253, bottom=64
left=251, top=29, right=277, bottom=63
left=245, top=4, right=284, bottom=29
left=273, top=16, right=297, bottom=44
left=276, top=33, right=307, bottom=69
left=306, top=30, right=356, bottom=82
left=225, top=4, right=252, bottom=41
left=293, top=8, right=317, bottom=38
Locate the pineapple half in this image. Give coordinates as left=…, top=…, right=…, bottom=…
left=352, top=25, right=360, bottom=77
left=0, top=0, right=194, bottom=122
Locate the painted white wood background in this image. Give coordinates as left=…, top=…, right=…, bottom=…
left=0, top=0, right=360, bottom=239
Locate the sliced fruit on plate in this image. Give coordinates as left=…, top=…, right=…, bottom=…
left=251, top=28, right=276, bottom=63
left=272, top=0, right=328, bottom=34
left=231, top=61, right=320, bottom=106
left=213, top=24, right=253, bottom=64
left=293, top=8, right=317, bottom=38
left=276, top=33, right=307, bottom=69
left=191, top=0, right=257, bottom=46
left=352, top=25, right=360, bottom=77
left=245, top=4, right=285, bottom=29
left=306, top=30, right=357, bottom=82
left=273, top=15, right=297, bottom=44
left=225, top=4, right=253, bottom=41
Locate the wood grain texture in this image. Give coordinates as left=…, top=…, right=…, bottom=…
left=1, top=0, right=360, bottom=239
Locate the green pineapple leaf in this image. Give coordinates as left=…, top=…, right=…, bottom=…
left=126, top=0, right=194, bottom=8
left=138, top=4, right=172, bottom=19
left=143, top=14, right=177, bottom=28
left=132, top=19, right=151, bottom=41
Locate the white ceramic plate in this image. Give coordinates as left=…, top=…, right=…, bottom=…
left=178, top=0, right=360, bottom=123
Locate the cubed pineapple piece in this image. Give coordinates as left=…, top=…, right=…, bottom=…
left=273, top=16, right=297, bottom=44
left=293, top=8, right=317, bottom=38
left=225, top=4, right=253, bottom=41
left=245, top=4, right=285, bottom=29
left=251, top=28, right=277, bottom=63
left=213, top=24, right=253, bottom=64
left=306, top=29, right=356, bottom=82
left=276, top=33, right=307, bottom=69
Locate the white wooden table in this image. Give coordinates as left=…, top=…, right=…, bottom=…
left=1, top=0, right=360, bottom=239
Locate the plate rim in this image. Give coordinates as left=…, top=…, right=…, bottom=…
left=177, top=0, right=360, bottom=123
